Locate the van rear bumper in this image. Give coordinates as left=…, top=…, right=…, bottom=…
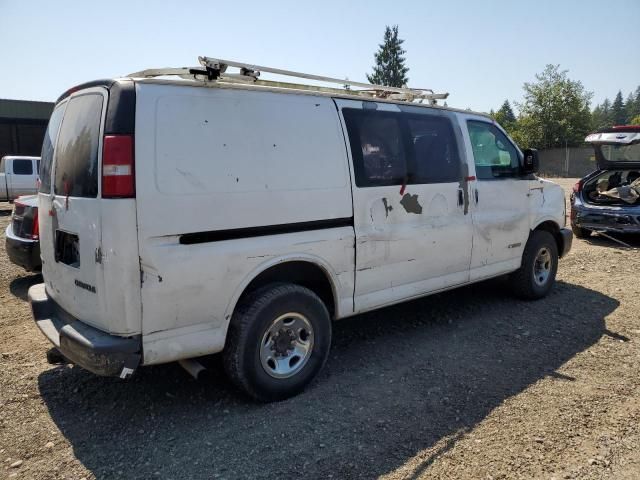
left=28, top=284, right=141, bottom=378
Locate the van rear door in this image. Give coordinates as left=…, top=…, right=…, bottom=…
left=38, top=83, right=141, bottom=336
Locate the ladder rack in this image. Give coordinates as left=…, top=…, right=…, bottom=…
left=127, top=56, right=449, bottom=105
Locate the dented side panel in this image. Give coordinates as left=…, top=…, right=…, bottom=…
left=139, top=228, right=354, bottom=365
left=468, top=178, right=531, bottom=273
left=134, top=84, right=355, bottom=365
left=528, top=178, right=566, bottom=232
left=135, top=84, right=352, bottom=237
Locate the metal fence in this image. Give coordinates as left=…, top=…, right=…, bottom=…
left=537, top=147, right=597, bottom=178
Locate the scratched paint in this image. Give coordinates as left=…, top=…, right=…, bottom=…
left=382, top=198, right=393, bottom=217
left=458, top=162, right=470, bottom=215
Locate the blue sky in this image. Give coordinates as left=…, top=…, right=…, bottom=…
left=1, top=0, right=639, bottom=112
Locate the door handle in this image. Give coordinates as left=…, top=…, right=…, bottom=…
left=457, top=188, right=464, bottom=206
left=474, top=189, right=479, bottom=204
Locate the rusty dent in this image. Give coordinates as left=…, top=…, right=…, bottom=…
left=399, top=193, right=423, bottom=214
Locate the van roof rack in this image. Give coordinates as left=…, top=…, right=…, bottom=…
left=127, top=56, right=449, bottom=105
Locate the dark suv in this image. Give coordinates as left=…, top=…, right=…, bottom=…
left=570, top=126, right=640, bottom=238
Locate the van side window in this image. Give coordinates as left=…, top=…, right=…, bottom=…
left=343, top=109, right=407, bottom=187
left=407, top=116, right=460, bottom=183
left=467, top=120, right=520, bottom=179
left=54, top=94, right=103, bottom=198
left=13, top=159, right=33, bottom=175
left=40, top=104, right=66, bottom=194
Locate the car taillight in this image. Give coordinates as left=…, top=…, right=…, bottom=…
left=14, top=201, right=26, bottom=217
left=31, top=207, right=39, bottom=239
left=102, top=134, right=135, bottom=198
left=572, top=180, right=583, bottom=193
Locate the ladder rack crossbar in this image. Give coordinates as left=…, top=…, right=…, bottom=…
left=127, top=56, right=449, bottom=104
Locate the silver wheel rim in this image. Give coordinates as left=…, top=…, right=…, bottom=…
left=260, top=313, right=314, bottom=379
left=533, top=247, right=552, bottom=286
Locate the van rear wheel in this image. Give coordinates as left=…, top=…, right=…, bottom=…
left=223, top=283, right=331, bottom=402
left=510, top=230, right=558, bottom=300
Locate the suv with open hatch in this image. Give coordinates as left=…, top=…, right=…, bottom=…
left=571, top=126, right=640, bottom=238
left=28, top=57, right=572, bottom=401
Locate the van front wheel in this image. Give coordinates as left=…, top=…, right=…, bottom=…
left=511, top=230, right=559, bottom=300
left=223, top=283, right=331, bottom=402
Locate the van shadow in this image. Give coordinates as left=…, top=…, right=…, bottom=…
left=37, top=280, right=617, bottom=479
left=9, top=273, right=42, bottom=301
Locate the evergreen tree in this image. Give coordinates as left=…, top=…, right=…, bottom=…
left=592, top=98, right=613, bottom=129
left=367, top=25, right=409, bottom=88
left=601, top=98, right=612, bottom=125
left=611, top=91, right=626, bottom=125
left=625, top=92, right=636, bottom=123
left=495, top=100, right=516, bottom=127
left=591, top=105, right=604, bottom=130
left=632, top=86, right=640, bottom=119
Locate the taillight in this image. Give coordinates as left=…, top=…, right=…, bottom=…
left=30, top=207, right=39, bottom=239
left=572, top=180, right=583, bottom=193
left=14, top=201, right=26, bottom=217
left=102, top=134, right=135, bottom=198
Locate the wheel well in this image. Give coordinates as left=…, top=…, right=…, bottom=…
left=533, top=221, right=563, bottom=255
left=239, top=261, right=336, bottom=318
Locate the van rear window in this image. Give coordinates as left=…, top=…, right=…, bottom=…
left=54, top=94, right=104, bottom=198
left=39, top=104, right=65, bottom=193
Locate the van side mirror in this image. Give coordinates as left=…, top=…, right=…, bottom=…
left=521, top=148, right=539, bottom=174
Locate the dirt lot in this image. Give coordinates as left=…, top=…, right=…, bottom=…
left=1, top=179, right=639, bottom=480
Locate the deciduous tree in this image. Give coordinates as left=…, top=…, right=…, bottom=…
left=516, top=65, right=592, bottom=148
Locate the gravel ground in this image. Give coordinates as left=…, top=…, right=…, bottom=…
left=1, top=179, right=639, bottom=479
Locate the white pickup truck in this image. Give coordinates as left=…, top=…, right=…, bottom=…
left=0, top=156, right=40, bottom=202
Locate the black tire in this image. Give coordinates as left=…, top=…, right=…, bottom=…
left=571, top=225, right=591, bottom=239
left=223, top=283, right=331, bottom=402
left=510, top=230, right=559, bottom=300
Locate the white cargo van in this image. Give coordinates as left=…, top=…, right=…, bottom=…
left=29, top=58, right=572, bottom=401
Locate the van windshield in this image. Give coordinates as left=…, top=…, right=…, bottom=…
left=53, top=93, right=103, bottom=198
